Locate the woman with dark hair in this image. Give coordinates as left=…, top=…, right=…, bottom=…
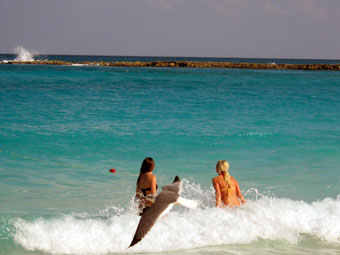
left=135, top=157, right=157, bottom=216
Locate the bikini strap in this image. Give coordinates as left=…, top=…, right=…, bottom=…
left=221, top=171, right=232, bottom=196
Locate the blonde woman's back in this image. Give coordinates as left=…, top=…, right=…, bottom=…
left=213, top=175, right=241, bottom=207
left=212, top=160, right=246, bottom=207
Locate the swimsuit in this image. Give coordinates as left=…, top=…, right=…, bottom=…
left=140, top=184, right=158, bottom=195
left=140, top=188, right=155, bottom=203
left=138, top=184, right=158, bottom=216
left=221, top=186, right=235, bottom=196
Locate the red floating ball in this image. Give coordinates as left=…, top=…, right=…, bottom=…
left=109, top=169, right=117, bottom=173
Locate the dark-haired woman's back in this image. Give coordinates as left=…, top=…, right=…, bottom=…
left=135, top=157, right=157, bottom=215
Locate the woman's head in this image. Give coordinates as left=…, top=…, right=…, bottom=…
left=216, top=160, right=231, bottom=187
left=137, top=157, right=155, bottom=185
left=140, top=157, right=155, bottom=174
left=216, top=160, right=229, bottom=174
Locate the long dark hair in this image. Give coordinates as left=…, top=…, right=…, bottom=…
left=136, top=157, right=155, bottom=185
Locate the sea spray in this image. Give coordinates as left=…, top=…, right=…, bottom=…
left=14, top=46, right=36, bottom=61
left=11, top=183, right=340, bottom=254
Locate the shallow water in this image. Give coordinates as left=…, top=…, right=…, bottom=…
left=0, top=59, right=339, bottom=254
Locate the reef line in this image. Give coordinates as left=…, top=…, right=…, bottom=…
left=2, top=60, right=340, bottom=71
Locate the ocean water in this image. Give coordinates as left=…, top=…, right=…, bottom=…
left=2, top=51, right=340, bottom=64
left=0, top=54, right=340, bottom=255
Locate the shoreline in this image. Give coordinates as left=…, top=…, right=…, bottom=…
left=1, top=60, right=340, bottom=71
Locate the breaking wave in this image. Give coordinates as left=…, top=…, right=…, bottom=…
left=11, top=183, right=340, bottom=254
left=14, top=46, right=36, bottom=61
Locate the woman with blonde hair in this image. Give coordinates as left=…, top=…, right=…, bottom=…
left=212, top=160, right=246, bottom=207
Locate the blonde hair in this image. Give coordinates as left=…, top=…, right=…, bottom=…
left=216, top=160, right=230, bottom=188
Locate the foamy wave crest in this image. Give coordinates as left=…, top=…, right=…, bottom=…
left=13, top=196, right=340, bottom=254
left=71, top=64, right=88, bottom=66
left=14, top=46, right=36, bottom=61
left=238, top=132, right=274, bottom=137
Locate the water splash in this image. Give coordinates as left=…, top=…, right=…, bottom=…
left=14, top=46, right=36, bottom=61
left=10, top=180, right=340, bottom=254
left=12, top=197, right=340, bottom=254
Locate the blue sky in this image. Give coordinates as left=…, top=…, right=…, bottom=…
left=1, top=0, right=339, bottom=59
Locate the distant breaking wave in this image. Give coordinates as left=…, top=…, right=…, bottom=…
left=14, top=46, right=36, bottom=61
left=1, top=46, right=38, bottom=63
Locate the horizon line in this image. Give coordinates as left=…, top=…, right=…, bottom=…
left=0, top=52, right=339, bottom=61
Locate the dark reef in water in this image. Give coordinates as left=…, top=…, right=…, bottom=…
left=2, top=60, right=340, bottom=71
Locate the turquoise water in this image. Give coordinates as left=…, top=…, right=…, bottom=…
left=2, top=53, right=340, bottom=64
left=0, top=61, right=340, bottom=255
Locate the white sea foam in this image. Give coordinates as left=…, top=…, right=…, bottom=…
left=14, top=46, right=36, bottom=61
left=13, top=191, right=340, bottom=254
left=71, top=63, right=88, bottom=66
left=238, top=132, right=274, bottom=137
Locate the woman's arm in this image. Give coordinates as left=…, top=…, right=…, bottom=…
left=135, top=183, right=142, bottom=199
left=236, top=181, right=246, bottom=204
left=212, top=178, right=221, bottom=207
left=150, top=175, right=157, bottom=195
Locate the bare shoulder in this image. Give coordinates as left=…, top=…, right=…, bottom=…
left=147, top=173, right=156, bottom=181
left=212, top=176, right=219, bottom=182
left=212, top=175, right=223, bottom=185
left=230, top=176, right=239, bottom=184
